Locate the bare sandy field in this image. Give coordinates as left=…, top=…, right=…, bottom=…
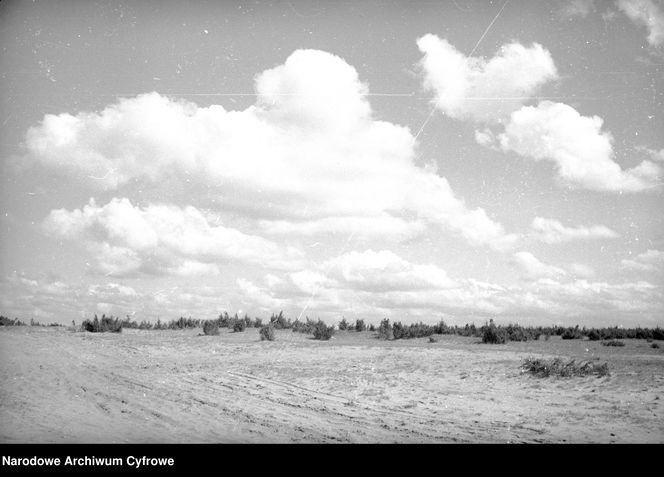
left=1, top=326, right=663, bottom=443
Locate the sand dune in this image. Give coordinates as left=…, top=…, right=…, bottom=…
left=1, top=326, right=662, bottom=443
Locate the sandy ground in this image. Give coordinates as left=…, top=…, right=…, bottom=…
left=1, top=326, right=663, bottom=443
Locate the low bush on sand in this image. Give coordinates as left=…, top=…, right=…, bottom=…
left=312, top=320, right=335, bottom=340
left=81, top=315, right=122, bottom=333
left=601, top=339, right=625, bottom=347
left=651, top=343, right=660, bottom=349
left=521, top=357, right=609, bottom=378
left=561, top=326, right=584, bottom=340
left=259, top=324, right=275, bottom=341
left=482, top=320, right=507, bottom=344
left=233, top=319, right=247, bottom=333
left=202, top=320, right=219, bottom=336
left=377, top=319, right=393, bottom=340
left=0, top=316, right=26, bottom=326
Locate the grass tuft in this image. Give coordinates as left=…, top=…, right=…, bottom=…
left=521, top=357, right=609, bottom=378
left=601, top=339, right=625, bottom=347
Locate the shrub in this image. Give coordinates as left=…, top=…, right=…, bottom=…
left=355, top=319, right=366, bottom=332
left=561, top=326, right=584, bottom=340
left=233, top=319, right=247, bottom=332
left=270, top=311, right=291, bottom=329
left=81, top=314, right=122, bottom=333
left=338, top=318, right=349, bottom=331
left=428, top=336, right=437, bottom=343
left=587, top=329, right=602, bottom=341
left=253, top=317, right=262, bottom=328
left=312, top=320, right=335, bottom=340
left=369, top=324, right=376, bottom=332
left=259, top=324, right=275, bottom=341
left=392, top=321, right=407, bottom=339
left=0, top=316, right=26, bottom=326
left=203, top=320, right=219, bottom=336
left=521, top=357, right=609, bottom=378
left=651, top=343, right=660, bottom=349
left=602, top=339, right=625, bottom=347
left=482, top=320, right=507, bottom=344
left=377, top=319, right=393, bottom=340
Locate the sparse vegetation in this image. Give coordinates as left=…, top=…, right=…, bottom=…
left=81, top=315, right=122, bottom=333
left=521, top=357, right=609, bottom=378
left=602, top=339, right=626, bottom=347
left=259, top=324, right=275, bottom=341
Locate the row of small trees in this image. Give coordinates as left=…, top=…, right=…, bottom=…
left=8, top=311, right=664, bottom=344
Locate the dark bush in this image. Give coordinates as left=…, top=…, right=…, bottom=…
left=482, top=320, right=507, bottom=344
left=312, top=320, right=335, bottom=340
left=521, top=357, right=609, bottom=378
left=377, top=318, right=393, bottom=340
left=0, top=316, right=26, bottom=326
left=602, top=339, right=625, bottom=347
left=253, top=317, right=262, bottom=328
left=233, top=319, right=247, bottom=332
left=203, top=320, right=219, bottom=336
left=392, top=321, right=407, bottom=339
left=270, top=311, right=291, bottom=329
left=338, top=318, right=349, bottom=331
left=355, top=319, right=366, bottom=332
left=651, top=343, right=660, bottom=349
left=587, top=329, right=601, bottom=341
left=259, top=324, right=275, bottom=341
left=81, top=314, right=122, bottom=333
left=561, top=326, right=584, bottom=340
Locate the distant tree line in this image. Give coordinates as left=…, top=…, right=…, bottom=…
left=3, top=311, right=663, bottom=344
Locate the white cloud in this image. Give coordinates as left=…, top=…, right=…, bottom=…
left=512, top=251, right=567, bottom=280
left=417, top=34, right=557, bottom=123
left=321, top=249, right=456, bottom=292
left=560, top=0, right=597, bottom=18
left=621, top=249, right=664, bottom=271
left=236, top=278, right=285, bottom=310
left=569, top=263, right=596, bottom=278
left=27, top=49, right=514, bottom=251
left=44, top=197, right=302, bottom=276
left=531, top=217, right=619, bottom=243
left=495, top=101, right=662, bottom=191
left=617, top=0, right=664, bottom=46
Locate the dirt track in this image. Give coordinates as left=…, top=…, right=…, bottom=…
left=1, top=326, right=663, bottom=443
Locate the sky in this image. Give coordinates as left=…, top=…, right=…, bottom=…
left=0, top=0, right=663, bottom=327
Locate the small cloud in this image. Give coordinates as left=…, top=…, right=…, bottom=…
left=531, top=217, right=619, bottom=243
left=621, top=249, right=664, bottom=272
left=512, top=251, right=567, bottom=280
left=417, top=34, right=557, bottom=123
left=617, top=0, right=664, bottom=47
